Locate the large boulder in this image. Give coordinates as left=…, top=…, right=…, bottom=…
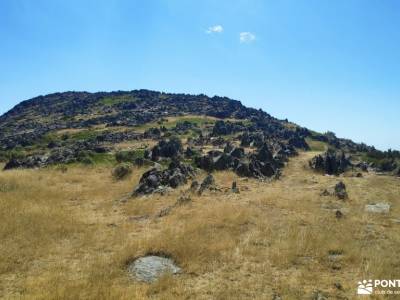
left=250, top=159, right=277, bottom=178
left=213, top=153, right=234, bottom=170
left=150, top=137, right=183, bottom=161
left=133, top=161, right=195, bottom=196
left=223, top=142, right=234, bottom=154
left=230, top=147, right=245, bottom=159
left=334, top=181, right=348, bottom=200
left=257, top=144, right=274, bottom=163
left=133, top=168, right=163, bottom=195
left=235, top=158, right=278, bottom=179
left=235, top=162, right=253, bottom=177
left=195, top=155, right=215, bottom=172
left=195, top=150, right=230, bottom=172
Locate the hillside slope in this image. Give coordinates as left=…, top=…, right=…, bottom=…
left=1, top=151, right=399, bottom=299
left=1, top=90, right=399, bottom=177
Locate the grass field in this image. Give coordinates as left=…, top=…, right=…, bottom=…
left=1, top=152, right=399, bottom=299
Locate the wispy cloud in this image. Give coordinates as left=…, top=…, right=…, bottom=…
left=239, top=32, right=256, bottom=43
left=206, top=25, right=224, bottom=34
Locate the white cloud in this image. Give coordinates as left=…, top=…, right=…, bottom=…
left=239, top=32, right=256, bottom=43
left=206, top=25, right=224, bottom=34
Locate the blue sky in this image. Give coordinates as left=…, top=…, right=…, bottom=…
left=0, top=0, right=399, bottom=150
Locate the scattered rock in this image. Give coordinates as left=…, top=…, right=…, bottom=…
left=235, top=158, right=278, bottom=179
left=335, top=210, right=343, bottom=219
left=321, top=181, right=348, bottom=200
left=195, top=143, right=281, bottom=179
left=272, top=294, right=282, bottom=300
left=235, top=162, right=253, bottom=177
left=127, top=255, right=181, bottom=283
left=311, top=290, right=328, bottom=300
left=334, top=282, right=343, bottom=290
left=231, top=181, right=239, bottom=193
left=334, top=181, right=348, bottom=200
left=357, top=162, right=369, bottom=172
left=198, top=174, right=217, bottom=195
left=365, top=203, right=391, bottom=214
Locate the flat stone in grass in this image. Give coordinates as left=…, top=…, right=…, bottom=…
left=128, top=255, right=181, bottom=283
left=365, top=203, right=391, bottom=214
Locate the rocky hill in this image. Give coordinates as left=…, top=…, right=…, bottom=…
left=1, top=90, right=400, bottom=299
left=0, top=90, right=293, bottom=149
left=1, top=90, right=398, bottom=176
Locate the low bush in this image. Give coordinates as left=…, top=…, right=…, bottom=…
left=112, top=163, right=132, bottom=180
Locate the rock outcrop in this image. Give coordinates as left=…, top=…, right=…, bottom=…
left=309, top=150, right=351, bottom=175
left=133, top=161, right=195, bottom=196
left=150, top=137, right=183, bottom=161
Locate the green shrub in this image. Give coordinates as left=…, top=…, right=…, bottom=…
left=77, top=151, right=95, bottom=165
left=115, top=149, right=145, bottom=163
left=112, top=163, right=132, bottom=180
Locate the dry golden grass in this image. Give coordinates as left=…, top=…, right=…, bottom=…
left=1, top=152, right=399, bottom=299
